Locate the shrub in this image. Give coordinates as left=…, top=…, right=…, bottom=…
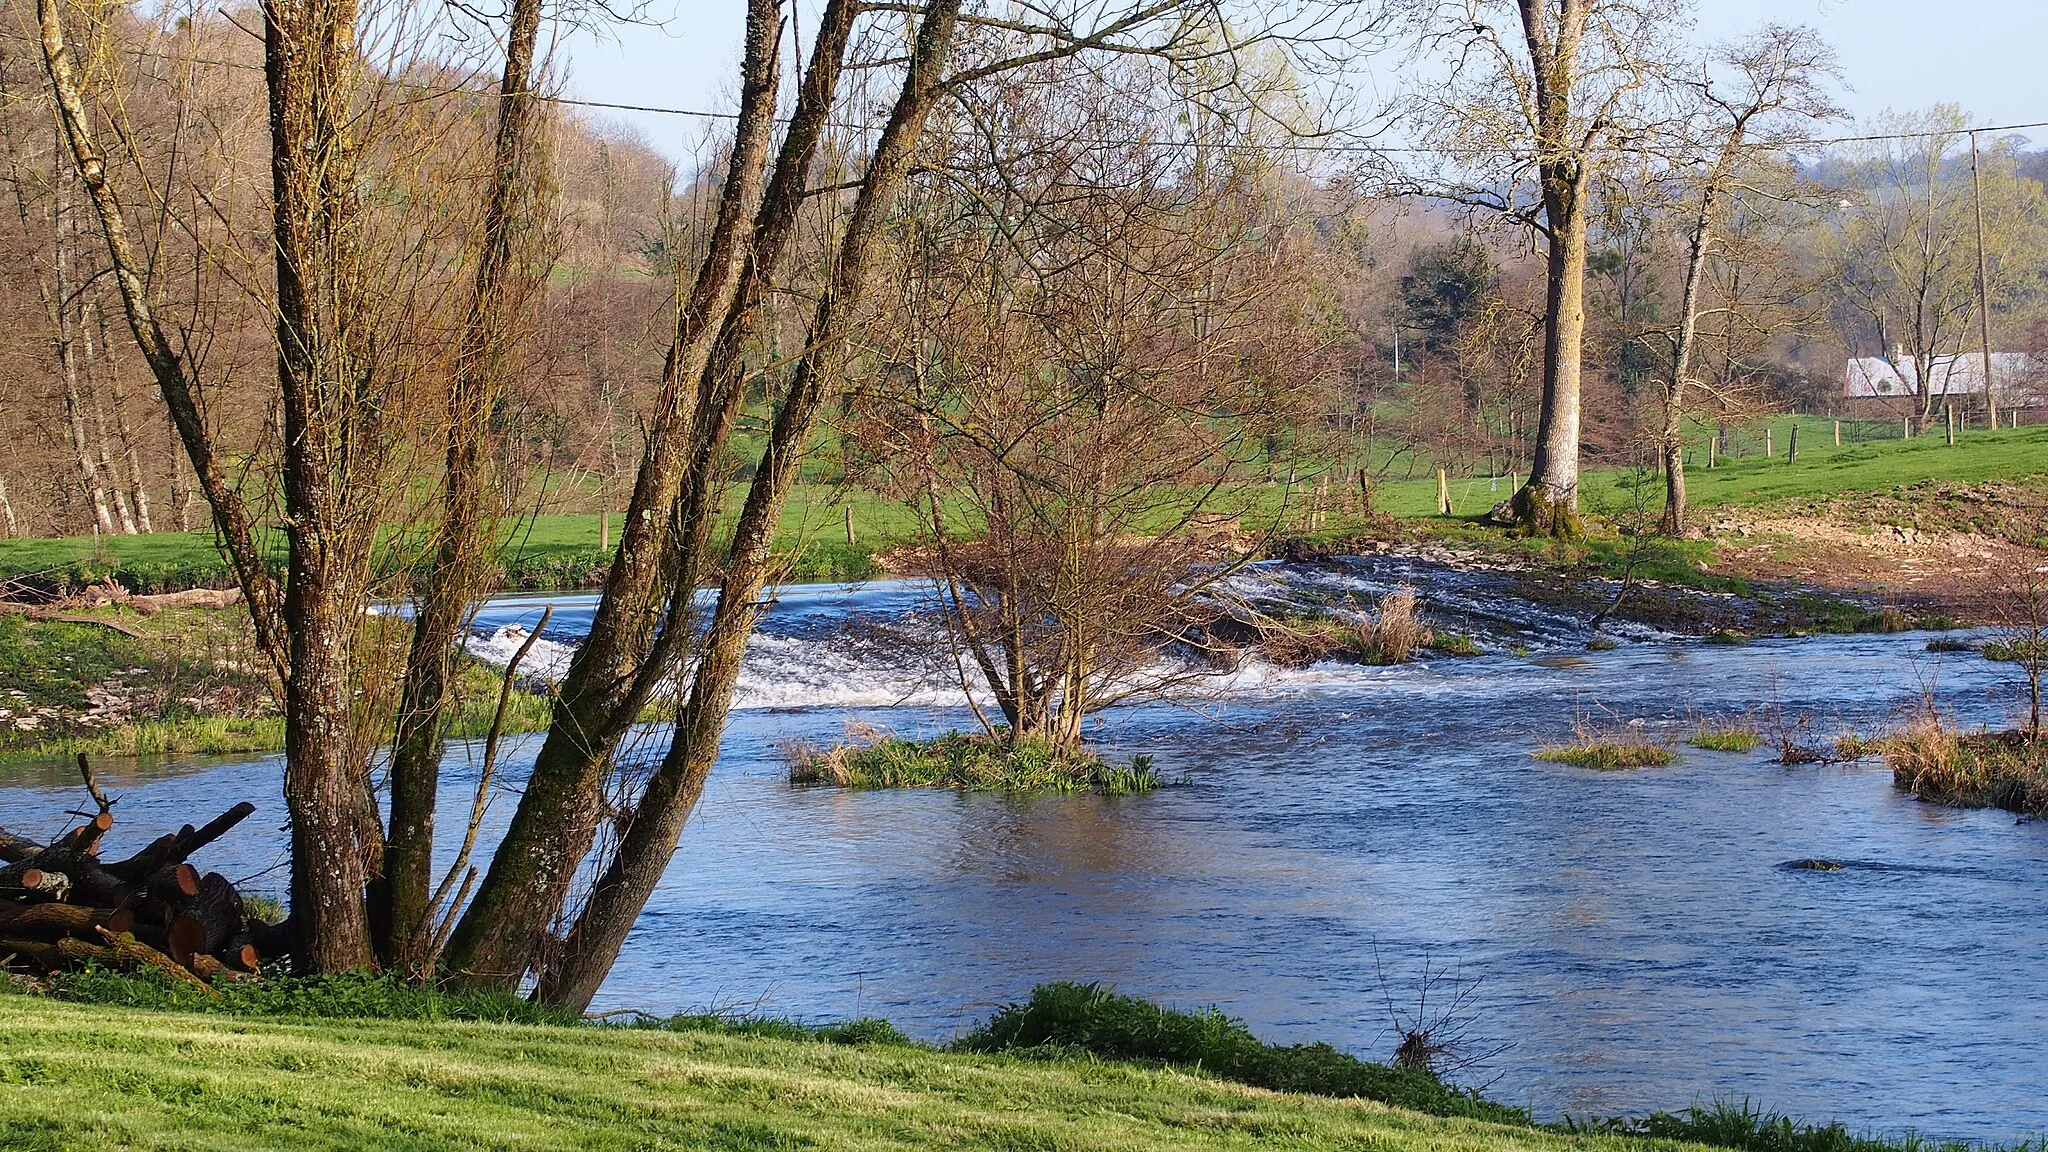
left=955, top=982, right=1528, bottom=1126
left=786, top=726, right=1160, bottom=794
left=658, top=1013, right=912, bottom=1047
left=1566, top=1099, right=1968, bottom=1152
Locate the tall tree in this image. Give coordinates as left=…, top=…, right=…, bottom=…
left=1399, top=0, right=1684, bottom=535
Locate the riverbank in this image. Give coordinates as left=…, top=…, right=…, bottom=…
left=0, top=981, right=2009, bottom=1152
left=0, top=994, right=1575, bottom=1151
left=0, top=606, right=557, bottom=761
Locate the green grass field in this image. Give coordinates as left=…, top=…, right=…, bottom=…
left=3, top=422, right=2042, bottom=596
left=0, top=996, right=1671, bottom=1152
left=1333, top=420, right=2048, bottom=523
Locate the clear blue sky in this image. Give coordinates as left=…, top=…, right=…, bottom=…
left=557, top=0, right=2048, bottom=160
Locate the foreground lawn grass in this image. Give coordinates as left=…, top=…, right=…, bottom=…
left=0, top=997, right=1691, bottom=1152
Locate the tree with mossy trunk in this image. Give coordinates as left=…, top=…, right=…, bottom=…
left=1395, top=0, right=1686, bottom=537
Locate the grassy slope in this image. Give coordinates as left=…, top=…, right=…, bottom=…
left=0, top=608, right=556, bottom=763
left=6, top=424, right=2043, bottom=591
left=0, top=483, right=920, bottom=594
left=1345, top=422, right=2048, bottom=523
left=0, top=997, right=1679, bottom=1152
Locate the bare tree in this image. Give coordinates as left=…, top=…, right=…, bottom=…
left=1643, top=23, right=1837, bottom=534
left=1992, top=557, right=2047, bottom=736
left=849, top=55, right=1332, bottom=749
left=1396, top=0, right=1684, bottom=535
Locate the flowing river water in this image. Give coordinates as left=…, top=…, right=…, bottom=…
left=2, top=558, right=2043, bottom=1140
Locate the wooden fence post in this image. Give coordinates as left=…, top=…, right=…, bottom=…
left=1788, top=426, right=1799, bottom=463
left=1436, top=467, right=1451, bottom=516
left=1946, top=405, right=1956, bottom=446
left=1833, top=420, right=1841, bottom=447
left=845, top=504, right=857, bottom=546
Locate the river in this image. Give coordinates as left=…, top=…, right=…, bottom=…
left=2, top=559, right=2042, bottom=1140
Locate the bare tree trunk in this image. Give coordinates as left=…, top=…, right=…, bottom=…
left=1503, top=0, right=1587, bottom=538
left=81, top=321, right=139, bottom=535
left=0, top=476, right=18, bottom=537
left=1513, top=170, right=1587, bottom=536
left=92, top=301, right=154, bottom=532
left=375, top=0, right=551, bottom=978
left=51, top=161, right=115, bottom=536
left=534, top=0, right=966, bottom=1013
left=443, top=0, right=806, bottom=990
left=38, top=0, right=289, bottom=666
left=1660, top=186, right=1717, bottom=536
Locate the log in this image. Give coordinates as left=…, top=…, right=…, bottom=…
left=177, top=873, right=243, bottom=955
left=0, top=870, right=71, bottom=902
left=146, top=862, right=202, bottom=904
left=214, top=939, right=262, bottom=973
left=0, top=903, right=132, bottom=940
left=91, top=928, right=217, bottom=995
left=101, top=834, right=177, bottom=884
left=187, top=953, right=249, bottom=983
left=163, top=916, right=206, bottom=972
left=101, top=802, right=253, bottom=883
left=249, top=916, right=293, bottom=958
left=0, top=828, right=41, bottom=864
left=176, top=804, right=255, bottom=862
left=1, top=931, right=214, bottom=996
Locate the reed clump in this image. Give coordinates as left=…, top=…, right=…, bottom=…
left=1880, top=714, right=2048, bottom=815
left=1257, top=585, right=1439, bottom=668
left=786, top=724, right=1159, bottom=794
left=1362, top=586, right=1428, bottom=664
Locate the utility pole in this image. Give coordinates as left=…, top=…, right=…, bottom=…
left=1971, top=131, right=1999, bottom=429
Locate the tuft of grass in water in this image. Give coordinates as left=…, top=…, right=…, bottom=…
left=1535, top=727, right=1679, bottom=769
left=1984, top=637, right=2048, bottom=664
left=1536, top=722, right=1678, bottom=770
left=954, top=981, right=1528, bottom=1127
left=1924, top=637, right=1977, bottom=654
left=786, top=725, right=1161, bottom=794
left=1689, top=722, right=1764, bottom=753
left=1428, top=631, right=1482, bottom=657
left=1258, top=585, right=1436, bottom=667
left=1876, top=714, right=2048, bottom=816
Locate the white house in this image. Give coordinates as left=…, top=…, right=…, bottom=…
left=1843, top=351, right=2038, bottom=400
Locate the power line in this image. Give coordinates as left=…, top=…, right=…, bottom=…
left=20, top=34, right=2048, bottom=156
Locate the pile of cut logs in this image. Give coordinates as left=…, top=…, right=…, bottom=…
left=0, top=755, right=283, bottom=991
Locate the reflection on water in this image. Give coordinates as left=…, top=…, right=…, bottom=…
left=3, top=572, right=2044, bottom=1141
